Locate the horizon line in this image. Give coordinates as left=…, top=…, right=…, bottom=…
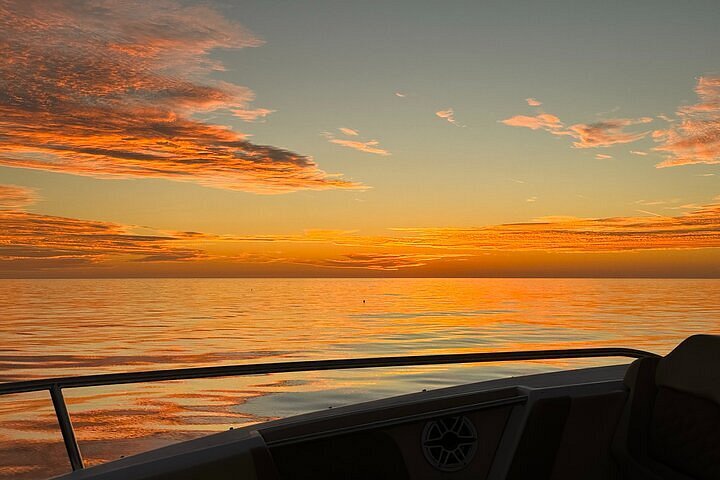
left=1, top=275, right=719, bottom=280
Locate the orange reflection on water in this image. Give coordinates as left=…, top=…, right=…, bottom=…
left=0, top=278, right=718, bottom=478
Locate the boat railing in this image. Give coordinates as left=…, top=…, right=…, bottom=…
left=0, top=347, right=658, bottom=472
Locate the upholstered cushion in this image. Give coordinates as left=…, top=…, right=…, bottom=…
left=649, top=387, right=720, bottom=480
left=655, top=335, right=720, bottom=406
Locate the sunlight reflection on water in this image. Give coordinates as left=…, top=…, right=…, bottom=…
left=0, top=278, right=718, bottom=478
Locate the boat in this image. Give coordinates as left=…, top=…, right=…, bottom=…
left=1, top=334, right=718, bottom=479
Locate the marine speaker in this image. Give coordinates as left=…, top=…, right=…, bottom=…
left=421, top=415, right=478, bottom=472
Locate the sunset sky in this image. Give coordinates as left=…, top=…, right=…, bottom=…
left=1, top=0, right=719, bottom=277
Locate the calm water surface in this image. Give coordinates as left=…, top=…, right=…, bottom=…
left=0, top=278, right=718, bottom=478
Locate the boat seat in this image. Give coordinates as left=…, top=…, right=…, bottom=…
left=613, top=335, right=720, bottom=480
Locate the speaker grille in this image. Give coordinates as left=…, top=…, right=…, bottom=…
left=422, top=416, right=478, bottom=472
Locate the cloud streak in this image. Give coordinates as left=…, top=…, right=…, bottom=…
left=328, top=139, right=391, bottom=156
left=338, top=128, right=359, bottom=136
left=299, top=253, right=469, bottom=271
left=0, top=183, right=217, bottom=270
left=0, top=0, right=359, bottom=193
left=386, top=201, right=720, bottom=252
left=0, top=185, right=37, bottom=209
left=232, top=107, right=276, bottom=122
left=323, top=129, right=391, bottom=156
left=0, top=211, right=209, bottom=271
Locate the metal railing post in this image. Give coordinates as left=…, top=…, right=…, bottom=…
left=49, top=384, right=84, bottom=471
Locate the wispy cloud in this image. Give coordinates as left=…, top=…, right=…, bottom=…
left=634, top=199, right=676, bottom=206
left=0, top=1, right=359, bottom=193
left=395, top=92, right=407, bottom=98
left=526, top=98, right=542, bottom=107
left=595, top=154, right=613, bottom=160
left=0, top=185, right=37, bottom=209
left=299, top=253, right=468, bottom=271
left=232, top=107, right=276, bottom=122
left=630, top=150, right=648, bottom=156
left=338, top=127, right=360, bottom=136
left=501, top=112, right=653, bottom=149
left=436, top=108, right=463, bottom=126
left=635, top=209, right=664, bottom=217
left=327, top=139, right=391, bottom=156
left=653, top=75, right=720, bottom=168
left=567, top=117, right=653, bottom=148
left=323, top=129, right=391, bottom=156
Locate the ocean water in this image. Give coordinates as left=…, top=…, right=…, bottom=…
left=0, top=278, right=718, bottom=479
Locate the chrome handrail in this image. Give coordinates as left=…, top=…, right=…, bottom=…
left=0, top=347, right=658, bottom=471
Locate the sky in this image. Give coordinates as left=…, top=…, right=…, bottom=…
left=0, top=0, right=719, bottom=277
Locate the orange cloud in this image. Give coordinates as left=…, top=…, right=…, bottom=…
left=436, top=108, right=463, bottom=126
left=0, top=185, right=37, bottom=209
left=387, top=201, right=720, bottom=252
left=502, top=112, right=652, bottom=149
left=526, top=98, right=542, bottom=107
left=323, top=130, right=390, bottom=156
left=0, top=211, right=210, bottom=271
left=566, top=117, right=653, bottom=148
left=0, top=183, right=217, bottom=270
left=339, top=127, right=360, bottom=136
left=507, top=76, right=720, bottom=165
left=328, top=139, right=391, bottom=156
left=0, top=1, right=359, bottom=193
left=299, top=253, right=469, bottom=271
left=501, top=114, right=563, bottom=130
left=653, top=75, right=720, bottom=168
left=232, top=107, right=276, bottom=122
